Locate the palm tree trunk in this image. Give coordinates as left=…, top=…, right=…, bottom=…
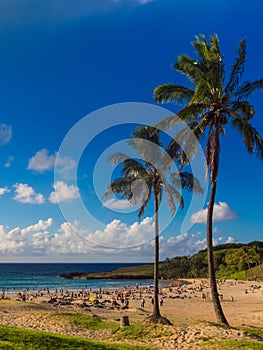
left=153, top=185, right=161, bottom=318
left=207, top=179, right=229, bottom=326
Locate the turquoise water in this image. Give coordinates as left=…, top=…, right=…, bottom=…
left=0, top=263, right=152, bottom=292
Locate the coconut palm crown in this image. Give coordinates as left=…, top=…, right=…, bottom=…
left=103, top=125, right=203, bottom=324
left=154, top=34, right=263, bottom=325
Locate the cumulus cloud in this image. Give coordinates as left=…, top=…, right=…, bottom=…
left=0, top=218, right=53, bottom=255
left=0, top=187, right=10, bottom=196
left=103, top=198, right=132, bottom=210
left=4, top=155, right=14, bottom=168
left=0, top=123, right=12, bottom=146
left=225, top=236, right=235, bottom=244
left=21, top=218, right=53, bottom=235
left=27, top=149, right=56, bottom=172
left=13, top=183, right=45, bottom=204
left=190, top=202, right=237, bottom=224
left=49, top=181, right=79, bottom=203
left=90, top=217, right=154, bottom=249
left=27, top=149, right=75, bottom=177
left=0, top=216, right=236, bottom=259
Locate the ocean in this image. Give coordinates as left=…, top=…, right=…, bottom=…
left=0, top=263, right=153, bottom=292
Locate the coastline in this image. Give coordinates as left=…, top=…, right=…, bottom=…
left=0, top=278, right=262, bottom=349
left=1, top=278, right=262, bottom=327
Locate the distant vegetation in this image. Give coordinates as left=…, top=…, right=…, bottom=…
left=62, top=241, right=263, bottom=281
left=159, top=241, right=263, bottom=280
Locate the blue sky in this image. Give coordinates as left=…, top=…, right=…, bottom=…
left=0, top=0, right=262, bottom=262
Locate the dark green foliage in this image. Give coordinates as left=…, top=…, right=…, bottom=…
left=159, top=241, right=263, bottom=279
left=64, top=242, right=263, bottom=281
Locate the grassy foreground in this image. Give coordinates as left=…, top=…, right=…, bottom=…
left=0, top=324, right=154, bottom=350
left=0, top=323, right=262, bottom=350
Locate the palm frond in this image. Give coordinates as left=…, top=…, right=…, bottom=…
left=154, top=84, right=194, bottom=104
left=177, top=102, right=208, bottom=121
left=175, top=54, right=206, bottom=86
left=131, top=125, right=162, bottom=146
left=231, top=118, right=263, bottom=159
left=172, top=186, right=184, bottom=209
left=138, top=182, right=152, bottom=218
left=164, top=182, right=184, bottom=213
left=164, top=185, right=176, bottom=215
left=155, top=114, right=185, bottom=131
left=162, top=138, right=181, bottom=169
left=191, top=113, right=211, bottom=138
left=121, top=159, right=148, bottom=178
left=131, top=177, right=152, bottom=207
left=190, top=81, right=212, bottom=104
left=235, top=79, right=263, bottom=100
left=171, top=171, right=203, bottom=194
left=173, top=122, right=203, bottom=161
left=192, top=34, right=210, bottom=65
left=225, top=38, right=246, bottom=96
left=188, top=34, right=224, bottom=98
left=154, top=103, right=208, bottom=133
left=230, top=101, right=255, bottom=120
left=108, top=152, right=129, bottom=165
left=129, top=126, right=163, bottom=167
left=102, top=178, right=132, bottom=199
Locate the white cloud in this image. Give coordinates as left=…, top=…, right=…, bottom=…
left=190, top=202, right=237, bottom=224
left=49, top=181, right=79, bottom=203
left=0, top=187, right=9, bottom=196
left=27, top=149, right=56, bottom=172
left=89, top=217, right=154, bottom=248
left=13, top=183, right=45, bottom=204
left=103, top=198, right=132, bottom=210
left=0, top=123, right=12, bottom=146
left=4, top=155, right=14, bottom=168
left=161, top=232, right=207, bottom=257
left=0, top=217, right=236, bottom=260
left=21, top=218, right=53, bottom=235
left=226, top=236, right=235, bottom=244
left=27, top=149, right=75, bottom=177
left=0, top=218, right=53, bottom=255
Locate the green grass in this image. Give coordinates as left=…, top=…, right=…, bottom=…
left=243, top=328, right=263, bottom=341
left=113, top=324, right=172, bottom=341
left=51, top=312, right=116, bottom=330
left=203, top=339, right=263, bottom=349
left=86, top=264, right=154, bottom=279
left=0, top=324, right=153, bottom=350
left=202, top=327, right=263, bottom=350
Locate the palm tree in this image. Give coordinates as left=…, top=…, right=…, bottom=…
left=103, top=125, right=203, bottom=324
left=154, top=34, right=263, bottom=325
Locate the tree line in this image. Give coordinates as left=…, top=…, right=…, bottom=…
left=159, top=241, right=263, bottom=279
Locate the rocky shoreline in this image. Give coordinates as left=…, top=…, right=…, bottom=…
left=60, top=271, right=153, bottom=280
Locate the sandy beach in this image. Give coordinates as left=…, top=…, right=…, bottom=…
left=0, top=278, right=262, bottom=349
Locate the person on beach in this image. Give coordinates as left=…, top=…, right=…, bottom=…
left=141, top=298, right=145, bottom=308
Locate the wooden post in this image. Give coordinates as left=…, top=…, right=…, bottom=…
left=120, top=316, right=130, bottom=327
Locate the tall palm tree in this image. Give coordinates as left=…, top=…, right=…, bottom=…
left=154, top=34, right=263, bottom=325
left=103, top=125, right=203, bottom=324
